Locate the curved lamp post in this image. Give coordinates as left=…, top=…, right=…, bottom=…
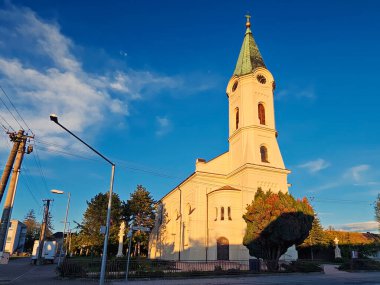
left=50, top=114, right=115, bottom=285
left=50, top=189, right=70, bottom=266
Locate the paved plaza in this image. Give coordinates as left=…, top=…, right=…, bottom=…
left=0, top=258, right=380, bottom=285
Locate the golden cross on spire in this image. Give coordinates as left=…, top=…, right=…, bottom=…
left=245, top=13, right=251, bottom=28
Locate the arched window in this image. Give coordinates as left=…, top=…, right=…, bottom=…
left=235, top=107, right=239, bottom=130
left=260, top=146, right=269, bottom=163
left=228, top=207, right=232, bottom=220
left=186, top=204, right=191, bottom=215
left=258, top=103, right=265, bottom=125
left=221, top=207, right=225, bottom=220
left=157, top=204, right=163, bottom=226
left=214, top=207, right=218, bottom=221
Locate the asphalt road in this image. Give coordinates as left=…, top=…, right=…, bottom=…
left=1, top=258, right=380, bottom=285
left=122, top=272, right=380, bottom=285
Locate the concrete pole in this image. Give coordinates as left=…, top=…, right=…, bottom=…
left=0, top=136, right=26, bottom=252
left=0, top=130, right=23, bottom=204
left=37, top=199, right=52, bottom=265
left=58, top=192, right=70, bottom=267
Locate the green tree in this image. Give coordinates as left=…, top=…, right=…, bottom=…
left=77, top=192, right=123, bottom=255
left=301, top=217, right=328, bottom=247
left=124, top=185, right=155, bottom=256
left=243, top=189, right=314, bottom=270
left=298, top=216, right=330, bottom=260
left=23, top=209, right=40, bottom=252
left=376, top=194, right=380, bottom=232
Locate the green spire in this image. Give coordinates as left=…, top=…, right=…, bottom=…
left=233, top=15, right=266, bottom=76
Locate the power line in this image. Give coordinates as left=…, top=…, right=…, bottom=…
left=33, top=138, right=101, bottom=160
left=0, top=93, right=23, bottom=131
left=310, top=197, right=373, bottom=205
left=21, top=163, right=46, bottom=202
left=31, top=147, right=50, bottom=196
left=34, top=143, right=103, bottom=163
left=0, top=114, right=15, bottom=132
left=0, top=86, right=33, bottom=135
left=19, top=172, right=42, bottom=207
left=27, top=136, right=379, bottom=206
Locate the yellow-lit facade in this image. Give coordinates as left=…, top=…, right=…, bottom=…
left=149, top=17, right=291, bottom=261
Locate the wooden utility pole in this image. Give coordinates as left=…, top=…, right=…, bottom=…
left=0, top=130, right=23, bottom=204
left=0, top=131, right=32, bottom=252
left=37, top=199, right=52, bottom=265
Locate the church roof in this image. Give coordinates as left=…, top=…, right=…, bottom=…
left=233, top=15, right=266, bottom=76
left=214, top=185, right=240, bottom=191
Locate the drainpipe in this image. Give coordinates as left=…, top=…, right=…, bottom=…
left=206, top=191, right=209, bottom=262
left=178, top=187, right=182, bottom=261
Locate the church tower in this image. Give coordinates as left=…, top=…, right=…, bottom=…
left=226, top=15, right=290, bottom=193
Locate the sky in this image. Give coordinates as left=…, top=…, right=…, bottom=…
left=0, top=0, right=379, bottom=234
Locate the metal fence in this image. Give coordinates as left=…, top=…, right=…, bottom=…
left=57, top=258, right=252, bottom=280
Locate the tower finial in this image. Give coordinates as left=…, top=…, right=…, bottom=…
left=245, top=14, right=251, bottom=28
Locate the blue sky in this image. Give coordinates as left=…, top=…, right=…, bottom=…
left=0, top=0, right=379, bottom=234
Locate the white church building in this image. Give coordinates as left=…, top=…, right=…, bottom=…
left=149, top=16, right=291, bottom=261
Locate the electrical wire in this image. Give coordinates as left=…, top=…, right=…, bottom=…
left=308, top=195, right=375, bottom=204
left=26, top=134, right=379, bottom=206
left=31, top=147, right=50, bottom=196
left=0, top=115, right=14, bottom=132
left=18, top=174, right=41, bottom=207
left=34, top=143, right=104, bottom=163
left=0, top=96, right=23, bottom=131
left=33, top=138, right=102, bottom=160
left=0, top=86, right=33, bottom=134
left=21, top=163, right=46, bottom=202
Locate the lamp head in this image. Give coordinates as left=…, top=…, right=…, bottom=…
left=50, top=114, right=58, bottom=124
left=51, top=189, right=64, bottom=195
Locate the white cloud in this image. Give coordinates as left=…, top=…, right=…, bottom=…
left=298, top=158, right=330, bottom=173
left=155, top=116, right=172, bottom=137
left=338, top=221, right=379, bottom=233
left=0, top=5, right=179, bottom=152
left=344, top=164, right=370, bottom=182
left=109, top=71, right=179, bottom=100
left=276, top=87, right=315, bottom=101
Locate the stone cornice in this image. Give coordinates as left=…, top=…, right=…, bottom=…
left=228, top=125, right=277, bottom=141
left=227, top=163, right=291, bottom=178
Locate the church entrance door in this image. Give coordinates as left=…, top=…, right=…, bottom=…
left=217, top=237, right=229, bottom=260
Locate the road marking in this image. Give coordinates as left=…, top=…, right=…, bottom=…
left=10, top=267, right=37, bottom=283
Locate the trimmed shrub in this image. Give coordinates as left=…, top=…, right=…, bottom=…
left=339, top=259, right=380, bottom=271
left=282, top=261, right=322, bottom=273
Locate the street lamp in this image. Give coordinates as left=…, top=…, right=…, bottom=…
left=50, top=114, right=115, bottom=285
left=50, top=189, right=70, bottom=266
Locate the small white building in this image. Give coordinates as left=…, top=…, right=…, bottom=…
left=5, top=220, right=27, bottom=254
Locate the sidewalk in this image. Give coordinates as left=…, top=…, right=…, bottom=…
left=322, top=264, right=349, bottom=275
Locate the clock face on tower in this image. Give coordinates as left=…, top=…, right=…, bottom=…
left=257, top=74, right=266, bottom=84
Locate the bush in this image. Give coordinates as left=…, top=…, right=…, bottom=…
left=57, top=261, right=87, bottom=278
left=282, top=261, right=322, bottom=273
left=339, top=259, right=380, bottom=271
